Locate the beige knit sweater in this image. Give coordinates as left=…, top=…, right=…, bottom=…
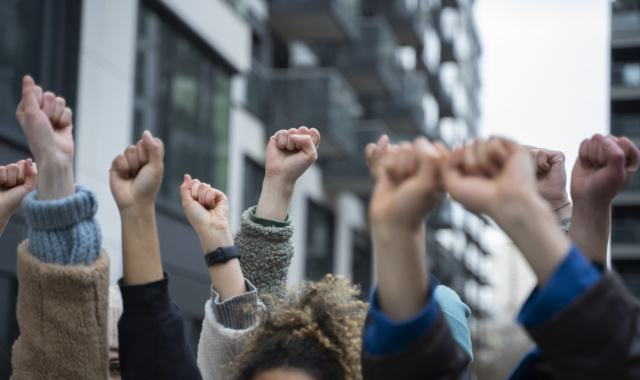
left=11, top=241, right=110, bottom=380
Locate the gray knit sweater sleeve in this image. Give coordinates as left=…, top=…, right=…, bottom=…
left=559, top=216, right=571, bottom=236
left=210, top=279, right=259, bottom=330
left=22, top=184, right=102, bottom=265
left=234, top=206, right=294, bottom=299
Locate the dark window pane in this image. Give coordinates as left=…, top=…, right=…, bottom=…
left=305, top=201, right=334, bottom=281
left=133, top=4, right=231, bottom=210
left=243, top=157, right=265, bottom=211
left=352, top=229, right=372, bottom=299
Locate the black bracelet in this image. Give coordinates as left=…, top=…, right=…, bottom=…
left=204, top=245, right=241, bottom=267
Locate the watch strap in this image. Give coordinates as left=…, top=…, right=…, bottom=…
left=204, top=245, right=241, bottom=267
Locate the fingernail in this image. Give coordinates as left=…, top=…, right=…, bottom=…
left=291, top=134, right=299, bottom=139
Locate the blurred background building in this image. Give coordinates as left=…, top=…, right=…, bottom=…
left=0, top=0, right=491, bottom=377
left=611, top=0, right=640, bottom=297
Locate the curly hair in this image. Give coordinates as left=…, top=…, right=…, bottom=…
left=228, top=274, right=368, bottom=380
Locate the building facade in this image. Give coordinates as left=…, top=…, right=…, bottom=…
left=0, top=0, right=488, bottom=375
left=611, top=0, right=640, bottom=297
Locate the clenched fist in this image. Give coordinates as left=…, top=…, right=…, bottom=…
left=266, top=126, right=320, bottom=184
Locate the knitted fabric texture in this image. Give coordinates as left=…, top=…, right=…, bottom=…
left=559, top=217, right=571, bottom=236
left=109, top=285, right=124, bottom=350
left=236, top=207, right=294, bottom=300
left=210, top=279, right=261, bottom=330
left=434, top=285, right=473, bottom=362
left=22, top=184, right=102, bottom=265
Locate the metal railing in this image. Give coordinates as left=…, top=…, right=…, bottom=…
left=269, top=0, right=361, bottom=25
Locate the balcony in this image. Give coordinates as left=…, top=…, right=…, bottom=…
left=267, top=68, right=360, bottom=159
left=362, top=71, right=427, bottom=134
left=314, top=17, right=402, bottom=97
left=611, top=113, right=640, bottom=138
left=245, top=63, right=270, bottom=121
left=612, top=10, right=640, bottom=48
left=268, top=0, right=360, bottom=42
left=322, top=120, right=393, bottom=194
left=362, top=0, right=425, bottom=47
left=442, top=0, right=460, bottom=9
left=612, top=62, right=640, bottom=100
left=428, top=199, right=454, bottom=229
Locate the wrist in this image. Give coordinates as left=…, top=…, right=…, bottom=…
left=491, top=191, right=545, bottom=226
left=119, top=203, right=155, bottom=220
left=36, top=161, right=75, bottom=201
left=255, top=176, right=295, bottom=221
left=199, top=229, right=234, bottom=253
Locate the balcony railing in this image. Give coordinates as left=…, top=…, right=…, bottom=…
left=268, top=0, right=360, bottom=42
left=362, top=0, right=425, bottom=47
left=363, top=71, right=427, bottom=134
left=611, top=113, right=640, bottom=138
left=322, top=120, right=393, bottom=194
left=314, top=17, right=402, bottom=97
left=267, top=68, right=360, bottom=159
left=612, top=10, right=640, bottom=37
left=612, top=63, right=640, bottom=87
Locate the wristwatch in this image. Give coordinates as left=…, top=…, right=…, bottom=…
left=204, top=245, right=241, bottom=267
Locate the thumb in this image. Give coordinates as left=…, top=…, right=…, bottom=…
left=414, top=137, right=441, bottom=178
left=290, top=134, right=318, bottom=161
left=23, top=159, right=37, bottom=192
left=600, top=137, right=625, bottom=170
left=18, top=76, right=41, bottom=119
left=180, top=174, right=194, bottom=206
left=142, top=131, right=164, bottom=168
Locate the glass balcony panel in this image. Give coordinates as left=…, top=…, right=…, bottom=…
left=613, top=206, right=640, bottom=243
left=612, top=113, right=640, bottom=138
left=268, top=68, right=359, bottom=159
left=362, top=0, right=425, bottom=47
left=268, top=0, right=360, bottom=42
left=612, top=10, right=640, bottom=36
left=314, top=18, right=402, bottom=96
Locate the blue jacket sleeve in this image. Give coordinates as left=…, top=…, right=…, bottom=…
left=517, top=244, right=601, bottom=329
left=118, top=275, right=202, bottom=380
left=364, top=275, right=440, bottom=356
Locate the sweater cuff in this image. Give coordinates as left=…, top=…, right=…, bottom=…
left=210, top=278, right=259, bottom=330
left=23, top=184, right=102, bottom=265
left=248, top=206, right=292, bottom=228
left=118, top=274, right=173, bottom=320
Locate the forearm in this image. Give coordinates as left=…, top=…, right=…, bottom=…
left=198, top=228, right=247, bottom=301
left=569, top=204, right=610, bottom=263
left=494, top=196, right=571, bottom=286
left=255, top=176, right=294, bottom=221
left=372, top=222, right=429, bottom=321
left=37, top=161, right=75, bottom=200
left=121, top=206, right=163, bottom=285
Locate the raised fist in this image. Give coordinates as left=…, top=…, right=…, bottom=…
left=571, top=134, right=640, bottom=205
left=524, top=146, right=569, bottom=210
left=0, top=159, right=37, bottom=221
left=109, top=131, right=164, bottom=212
left=180, top=176, right=233, bottom=251
left=265, top=126, right=320, bottom=184
left=443, top=137, right=538, bottom=219
left=369, top=137, right=448, bottom=230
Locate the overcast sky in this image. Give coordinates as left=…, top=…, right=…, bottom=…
left=474, top=0, right=609, bottom=187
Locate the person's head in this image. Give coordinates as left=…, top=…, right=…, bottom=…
left=230, top=275, right=367, bottom=380
left=108, top=285, right=123, bottom=379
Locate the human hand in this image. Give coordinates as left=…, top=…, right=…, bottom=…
left=0, top=159, right=37, bottom=229
left=570, top=134, right=639, bottom=206
left=180, top=175, right=233, bottom=252
left=15, top=75, right=74, bottom=200
left=524, top=146, right=570, bottom=212
left=443, top=137, right=538, bottom=221
left=364, top=134, right=390, bottom=181
left=109, top=131, right=164, bottom=213
left=369, top=137, right=448, bottom=231
left=265, top=126, right=320, bottom=185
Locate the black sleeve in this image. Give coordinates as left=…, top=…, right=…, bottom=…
left=361, top=313, right=471, bottom=380
left=528, top=272, right=640, bottom=380
left=118, top=275, right=203, bottom=380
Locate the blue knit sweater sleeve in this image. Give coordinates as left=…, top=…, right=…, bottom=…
left=22, top=184, right=102, bottom=265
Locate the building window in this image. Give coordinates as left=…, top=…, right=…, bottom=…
left=352, top=229, right=372, bottom=299
left=305, top=200, right=335, bottom=281
left=134, top=4, right=231, bottom=208
left=0, top=0, right=81, bottom=145
left=243, top=156, right=265, bottom=211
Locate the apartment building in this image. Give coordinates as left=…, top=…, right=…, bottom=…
left=611, top=0, right=640, bottom=296
left=0, top=0, right=488, bottom=374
